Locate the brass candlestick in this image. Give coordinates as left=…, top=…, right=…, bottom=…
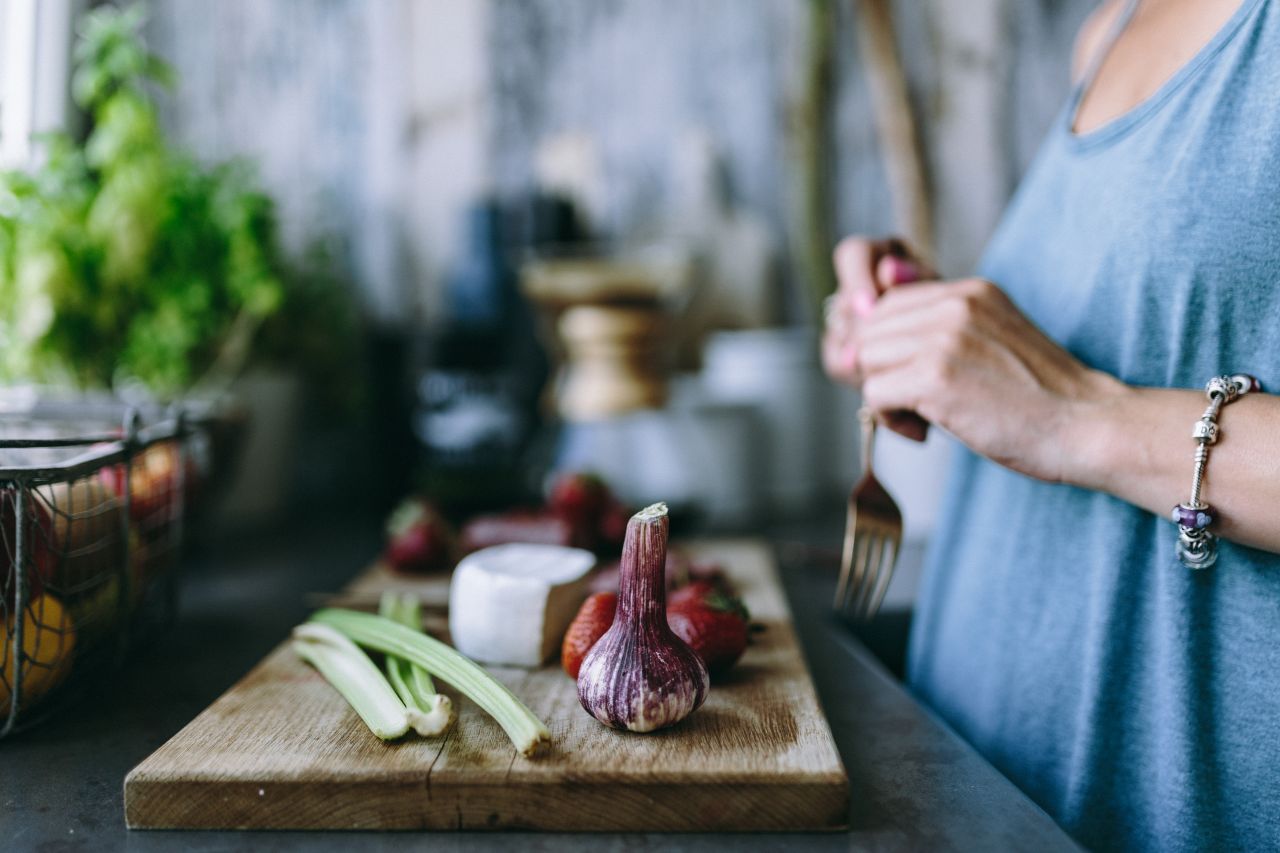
left=521, top=247, right=689, bottom=422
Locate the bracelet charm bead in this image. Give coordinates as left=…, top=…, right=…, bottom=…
left=1172, top=504, right=1214, bottom=529
left=1174, top=373, right=1261, bottom=570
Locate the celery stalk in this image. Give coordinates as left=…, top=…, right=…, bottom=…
left=292, top=623, right=410, bottom=740
left=377, top=592, right=454, bottom=736
left=397, top=596, right=442, bottom=704
left=311, top=608, right=551, bottom=757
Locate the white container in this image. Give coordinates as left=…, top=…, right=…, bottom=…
left=827, top=383, right=864, bottom=496
left=553, top=397, right=764, bottom=529
left=700, top=328, right=826, bottom=516
left=673, top=399, right=764, bottom=528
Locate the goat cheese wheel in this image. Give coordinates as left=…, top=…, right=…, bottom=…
left=448, top=544, right=596, bottom=667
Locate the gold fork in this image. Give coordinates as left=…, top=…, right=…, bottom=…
left=834, top=408, right=903, bottom=619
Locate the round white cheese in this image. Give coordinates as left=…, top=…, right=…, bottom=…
left=447, top=543, right=597, bottom=667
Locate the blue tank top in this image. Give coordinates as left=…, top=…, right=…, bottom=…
left=906, top=1, right=1280, bottom=849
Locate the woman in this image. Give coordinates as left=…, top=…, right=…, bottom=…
left=822, top=0, right=1280, bottom=849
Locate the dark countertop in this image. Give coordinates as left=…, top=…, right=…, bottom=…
left=2, top=511, right=1079, bottom=852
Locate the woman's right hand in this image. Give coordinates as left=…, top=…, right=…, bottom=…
left=822, top=235, right=932, bottom=440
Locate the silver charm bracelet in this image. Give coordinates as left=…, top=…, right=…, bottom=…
left=1173, top=373, right=1261, bottom=569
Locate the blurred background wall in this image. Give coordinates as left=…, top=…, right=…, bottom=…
left=132, top=0, right=1096, bottom=599
left=144, top=0, right=1093, bottom=321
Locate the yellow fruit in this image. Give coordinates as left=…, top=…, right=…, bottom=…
left=1, top=593, right=77, bottom=715
left=40, top=477, right=125, bottom=589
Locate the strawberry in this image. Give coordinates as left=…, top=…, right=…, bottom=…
left=383, top=497, right=456, bottom=574
left=666, top=590, right=749, bottom=675
left=561, top=592, right=618, bottom=678
left=565, top=585, right=749, bottom=678
left=668, top=577, right=744, bottom=613
left=549, top=471, right=608, bottom=521
left=548, top=472, right=613, bottom=549
left=668, top=580, right=718, bottom=610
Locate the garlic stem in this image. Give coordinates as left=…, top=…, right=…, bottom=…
left=618, top=502, right=670, bottom=630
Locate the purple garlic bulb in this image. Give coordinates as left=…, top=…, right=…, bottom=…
left=577, top=502, right=709, bottom=732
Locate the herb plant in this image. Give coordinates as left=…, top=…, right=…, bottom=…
left=0, top=4, right=284, bottom=396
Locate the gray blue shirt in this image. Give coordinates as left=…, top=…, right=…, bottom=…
left=907, top=0, right=1280, bottom=848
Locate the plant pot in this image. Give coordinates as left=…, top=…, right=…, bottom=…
left=211, top=369, right=303, bottom=530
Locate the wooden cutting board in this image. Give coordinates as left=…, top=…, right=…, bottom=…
left=124, top=540, right=849, bottom=831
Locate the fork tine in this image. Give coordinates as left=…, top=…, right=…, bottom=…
left=834, top=409, right=904, bottom=620
left=833, top=507, right=858, bottom=607
left=861, top=536, right=899, bottom=620
left=841, top=530, right=872, bottom=612
left=853, top=535, right=885, bottom=616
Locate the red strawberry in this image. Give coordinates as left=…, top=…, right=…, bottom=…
left=562, top=592, right=618, bottom=678
left=668, top=580, right=719, bottom=610
left=667, top=591, right=749, bottom=675
left=669, top=578, right=743, bottom=612
left=548, top=472, right=611, bottom=548
left=383, top=497, right=455, bottom=574
left=549, top=471, right=607, bottom=519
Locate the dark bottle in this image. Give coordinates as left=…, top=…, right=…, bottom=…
left=412, top=199, right=547, bottom=514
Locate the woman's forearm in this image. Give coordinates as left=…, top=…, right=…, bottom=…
left=1067, top=378, right=1280, bottom=553
left=823, top=262, right=1280, bottom=555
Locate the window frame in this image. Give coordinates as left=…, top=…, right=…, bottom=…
left=0, top=0, right=79, bottom=169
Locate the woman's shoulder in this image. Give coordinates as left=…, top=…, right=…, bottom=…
left=1072, top=0, right=1129, bottom=83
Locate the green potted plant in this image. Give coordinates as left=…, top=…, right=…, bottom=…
left=0, top=5, right=365, bottom=526
left=0, top=4, right=285, bottom=399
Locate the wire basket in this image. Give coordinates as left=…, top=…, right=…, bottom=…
left=1, top=404, right=197, bottom=737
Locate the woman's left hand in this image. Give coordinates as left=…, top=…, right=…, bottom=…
left=853, top=276, right=1124, bottom=483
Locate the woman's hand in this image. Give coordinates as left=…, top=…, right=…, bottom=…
left=854, top=275, right=1125, bottom=482
left=823, top=236, right=934, bottom=441
left=822, top=236, right=927, bottom=384
left=824, top=241, right=1280, bottom=552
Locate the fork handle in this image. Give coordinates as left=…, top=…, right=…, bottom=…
left=858, top=407, right=878, bottom=475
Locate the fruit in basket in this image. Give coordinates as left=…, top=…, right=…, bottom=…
left=3, top=479, right=147, bottom=643
left=45, top=477, right=157, bottom=600
left=382, top=497, right=456, bottom=575
left=22, top=476, right=159, bottom=636
left=98, top=441, right=189, bottom=531
left=1, top=593, right=77, bottom=714
left=38, top=478, right=124, bottom=589
left=1, top=488, right=56, bottom=600
left=64, top=573, right=122, bottom=647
